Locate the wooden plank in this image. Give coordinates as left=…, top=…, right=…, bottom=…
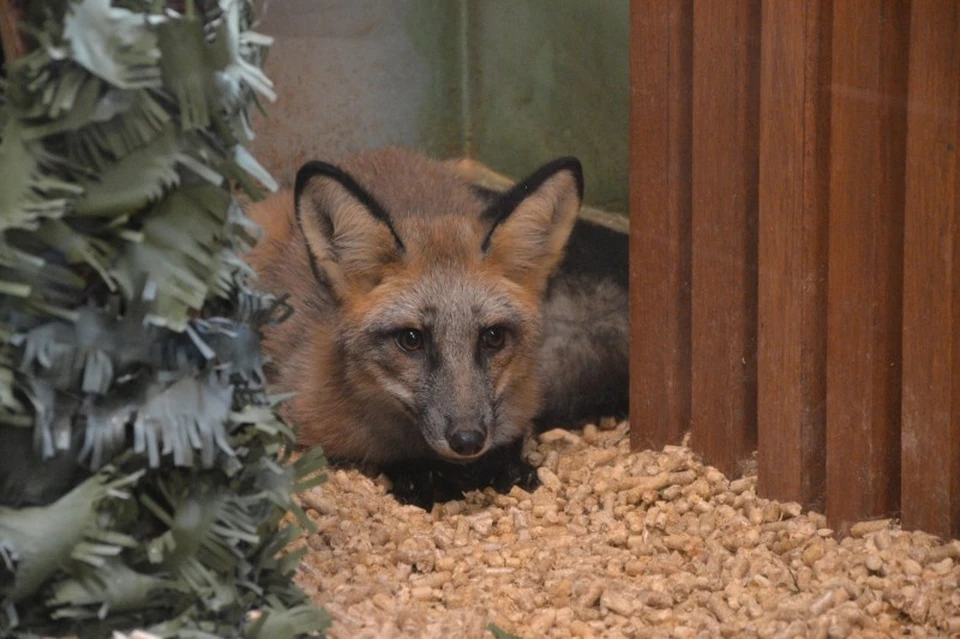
left=628, top=0, right=693, bottom=451
left=689, top=0, right=761, bottom=477
left=900, top=0, right=960, bottom=539
left=825, top=0, right=909, bottom=532
left=0, top=0, right=27, bottom=62
left=756, top=1, right=830, bottom=510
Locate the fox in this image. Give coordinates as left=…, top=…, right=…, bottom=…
left=246, top=147, right=628, bottom=508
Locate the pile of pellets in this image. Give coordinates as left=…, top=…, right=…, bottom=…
left=295, top=421, right=960, bottom=638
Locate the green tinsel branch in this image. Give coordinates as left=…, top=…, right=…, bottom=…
left=0, top=1, right=330, bottom=636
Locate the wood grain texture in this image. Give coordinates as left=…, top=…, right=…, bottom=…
left=627, top=0, right=960, bottom=539
left=0, top=0, right=26, bottom=63
left=756, top=0, right=831, bottom=510
left=900, top=0, right=960, bottom=539
left=825, top=0, right=909, bottom=532
left=628, top=0, right=693, bottom=451
left=689, top=0, right=761, bottom=477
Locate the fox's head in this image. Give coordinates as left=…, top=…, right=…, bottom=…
left=293, top=149, right=582, bottom=462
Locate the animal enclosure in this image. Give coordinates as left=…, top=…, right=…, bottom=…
left=4, top=1, right=960, bottom=636
left=236, top=0, right=960, bottom=542
left=72, top=0, right=954, bottom=542
left=628, top=0, right=960, bottom=540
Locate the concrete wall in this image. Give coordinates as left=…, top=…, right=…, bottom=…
left=249, top=0, right=463, bottom=186
left=250, top=0, right=628, bottom=211
left=464, top=1, right=629, bottom=211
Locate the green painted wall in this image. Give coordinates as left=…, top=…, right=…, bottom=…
left=464, top=2, right=629, bottom=212
left=253, top=1, right=628, bottom=212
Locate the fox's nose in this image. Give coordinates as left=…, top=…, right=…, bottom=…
left=447, top=429, right=485, bottom=456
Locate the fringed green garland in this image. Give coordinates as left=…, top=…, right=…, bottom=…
left=0, top=1, right=329, bottom=636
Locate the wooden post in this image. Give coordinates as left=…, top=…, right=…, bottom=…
left=756, top=0, right=830, bottom=510
left=689, top=0, right=761, bottom=477
left=0, top=0, right=26, bottom=63
left=900, top=0, right=960, bottom=539
left=825, top=0, right=910, bottom=532
left=628, top=0, right=693, bottom=451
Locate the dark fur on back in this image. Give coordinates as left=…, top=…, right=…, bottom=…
left=474, top=187, right=630, bottom=428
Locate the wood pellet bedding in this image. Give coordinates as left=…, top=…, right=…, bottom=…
left=294, top=421, right=960, bottom=638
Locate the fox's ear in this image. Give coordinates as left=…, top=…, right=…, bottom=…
left=294, top=161, right=405, bottom=297
left=481, top=157, right=583, bottom=289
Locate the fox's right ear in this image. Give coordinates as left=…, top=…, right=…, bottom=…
left=294, top=161, right=405, bottom=297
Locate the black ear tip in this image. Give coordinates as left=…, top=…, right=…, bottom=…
left=294, top=160, right=339, bottom=206
left=292, top=158, right=408, bottom=253
left=550, top=156, right=585, bottom=200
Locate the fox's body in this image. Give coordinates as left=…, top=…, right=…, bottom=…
left=246, top=148, right=627, bottom=505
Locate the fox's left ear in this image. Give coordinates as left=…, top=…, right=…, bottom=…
left=481, top=157, right=583, bottom=289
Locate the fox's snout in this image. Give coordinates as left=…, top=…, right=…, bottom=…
left=417, top=348, right=498, bottom=462
left=420, top=395, right=494, bottom=461
left=427, top=410, right=491, bottom=461
left=445, top=421, right=487, bottom=458
left=443, top=417, right=490, bottom=459
left=437, top=418, right=490, bottom=461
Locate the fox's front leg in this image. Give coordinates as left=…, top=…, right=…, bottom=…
left=383, top=464, right=437, bottom=510
left=489, top=438, right=540, bottom=495
left=429, top=438, right=541, bottom=499
left=384, top=439, right=540, bottom=511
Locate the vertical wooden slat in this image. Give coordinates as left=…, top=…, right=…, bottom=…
left=826, top=1, right=909, bottom=532
left=629, top=0, right=693, bottom=451
left=0, top=0, right=27, bottom=62
left=756, top=1, right=831, bottom=509
left=689, top=0, right=761, bottom=477
left=628, top=0, right=960, bottom=538
left=900, top=1, right=960, bottom=539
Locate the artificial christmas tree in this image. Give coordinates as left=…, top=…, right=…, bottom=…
left=0, top=1, right=329, bottom=636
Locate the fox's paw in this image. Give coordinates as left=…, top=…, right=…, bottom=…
left=385, top=466, right=437, bottom=511
left=487, top=438, right=540, bottom=495
left=382, top=438, right=542, bottom=511
left=492, top=454, right=540, bottom=495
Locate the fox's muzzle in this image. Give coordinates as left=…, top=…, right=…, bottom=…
left=446, top=427, right=486, bottom=457
left=431, top=412, right=490, bottom=461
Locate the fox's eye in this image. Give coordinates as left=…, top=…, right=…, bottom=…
left=395, top=328, right=424, bottom=352
left=480, top=326, right=507, bottom=350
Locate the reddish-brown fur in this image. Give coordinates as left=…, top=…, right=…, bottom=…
left=245, top=148, right=580, bottom=464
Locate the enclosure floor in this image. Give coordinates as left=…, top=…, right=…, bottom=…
left=294, top=422, right=960, bottom=638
